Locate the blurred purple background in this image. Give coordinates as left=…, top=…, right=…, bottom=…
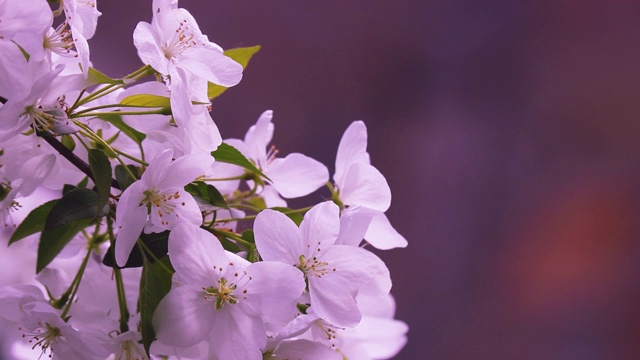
left=92, top=1, right=640, bottom=359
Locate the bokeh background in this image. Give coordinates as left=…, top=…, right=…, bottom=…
left=91, top=1, right=640, bottom=359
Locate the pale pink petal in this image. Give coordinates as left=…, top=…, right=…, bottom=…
left=161, top=152, right=214, bottom=189
left=274, top=339, right=341, bottom=360
left=254, top=209, right=302, bottom=264
left=115, top=205, right=148, bottom=266
left=299, top=201, right=340, bottom=249
left=334, top=121, right=370, bottom=187
left=243, top=110, right=273, bottom=164
left=168, top=65, right=193, bottom=127
left=267, top=153, right=329, bottom=198
left=168, top=224, right=226, bottom=286
left=133, top=21, right=168, bottom=74
left=364, top=212, right=408, bottom=250
left=309, top=278, right=361, bottom=328
left=179, top=47, right=243, bottom=87
left=153, top=285, right=216, bottom=347
left=340, top=162, right=391, bottom=212
left=243, top=261, right=305, bottom=326
left=324, top=245, right=391, bottom=296
left=142, top=149, right=174, bottom=187
left=208, top=306, right=265, bottom=360
left=335, top=206, right=377, bottom=247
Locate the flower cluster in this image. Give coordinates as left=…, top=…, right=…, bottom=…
left=0, top=1, right=408, bottom=359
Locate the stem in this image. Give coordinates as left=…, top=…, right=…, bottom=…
left=60, top=243, right=94, bottom=318
left=107, top=217, right=130, bottom=333
left=74, top=121, right=138, bottom=181
left=71, top=109, right=169, bottom=118
left=72, top=103, right=166, bottom=116
left=74, top=65, right=153, bottom=108
left=137, top=240, right=173, bottom=275
left=200, top=175, right=247, bottom=182
left=37, top=130, right=121, bottom=190
left=210, top=228, right=253, bottom=248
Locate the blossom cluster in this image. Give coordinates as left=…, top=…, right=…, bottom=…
left=0, top=0, right=408, bottom=359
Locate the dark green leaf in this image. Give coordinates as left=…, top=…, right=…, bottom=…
left=140, top=255, right=174, bottom=355
left=247, top=244, right=260, bottom=263
left=77, top=176, right=89, bottom=189
left=120, top=94, right=171, bottom=109
left=9, top=200, right=58, bottom=245
left=241, top=229, right=255, bottom=244
left=271, top=207, right=304, bottom=226
left=102, top=231, right=169, bottom=269
left=115, top=165, right=139, bottom=191
left=37, top=218, right=93, bottom=273
left=185, top=182, right=228, bottom=209
left=62, top=184, right=76, bottom=196
left=87, top=67, right=125, bottom=85
left=88, top=149, right=112, bottom=213
left=60, top=135, right=75, bottom=151
left=211, top=143, right=269, bottom=181
left=208, top=46, right=261, bottom=100
left=45, top=188, right=108, bottom=229
left=97, top=113, right=146, bottom=144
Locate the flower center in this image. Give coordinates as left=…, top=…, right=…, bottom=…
left=142, top=189, right=182, bottom=225
left=44, top=22, right=76, bottom=57
left=115, top=339, right=147, bottom=360
left=204, top=277, right=239, bottom=310
left=297, top=254, right=329, bottom=279
left=21, top=322, right=61, bottom=357
left=162, top=19, right=203, bottom=59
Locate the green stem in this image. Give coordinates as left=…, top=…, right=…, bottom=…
left=137, top=240, right=173, bottom=275
left=72, top=103, right=165, bottom=116
left=107, top=217, right=130, bottom=333
left=210, top=228, right=253, bottom=248
left=74, top=65, right=153, bottom=108
left=60, top=242, right=94, bottom=318
left=71, top=109, right=168, bottom=118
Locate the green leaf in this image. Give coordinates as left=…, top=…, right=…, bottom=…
left=102, top=231, right=169, bottom=269
left=88, top=149, right=112, bottom=213
left=60, top=134, right=75, bottom=151
left=140, top=255, right=174, bottom=356
left=87, top=67, right=125, bottom=85
left=37, top=218, right=93, bottom=273
left=96, top=113, right=146, bottom=144
left=246, top=196, right=267, bottom=211
left=185, top=182, right=228, bottom=209
left=9, top=200, right=58, bottom=245
left=120, top=94, right=171, bottom=109
left=207, top=45, right=261, bottom=100
left=45, top=188, right=108, bottom=229
left=271, top=207, right=304, bottom=226
left=115, top=164, right=139, bottom=191
left=211, top=142, right=269, bottom=181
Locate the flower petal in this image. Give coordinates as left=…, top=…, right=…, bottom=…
left=364, top=212, right=408, bottom=250
left=153, top=285, right=216, bottom=347
left=334, top=121, right=370, bottom=187
left=254, top=209, right=302, bottom=264
left=115, top=205, right=148, bottom=266
left=299, top=201, right=340, bottom=250
left=339, top=162, right=391, bottom=212
left=168, top=224, right=226, bottom=286
left=267, top=153, right=329, bottom=199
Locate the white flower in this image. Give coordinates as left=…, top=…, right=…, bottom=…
left=333, top=121, right=408, bottom=250
left=133, top=2, right=242, bottom=125
left=61, top=0, right=101, bottom=77
left=254, top=201, right=391, bottom=328
left=152, top=224, right=305, bottom=360
left=114, top=149, right=214, bottom=266
left=226, top=110, right=329, bottom=207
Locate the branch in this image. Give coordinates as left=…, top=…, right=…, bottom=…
left=37, top=131, right=121, bottom=190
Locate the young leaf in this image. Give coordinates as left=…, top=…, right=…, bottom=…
left=211, top=142, right=269, bottom=181
left=208, top=45, right=261, bottom=100
left=60, top=135, right=76, bottom=151
left=88, top=149, right=112, bottom=212
left=115, top=164, right=139, bottom=191
left=37, top=218, right=93, bottom=273
left=120, top=94, right=171, bottom=109
left=87, top=67, right=125, bottom=85
left=45, top=188, right=108, bottom=229
left=140, top=255, right=174, bottom=356
left=9, top=200, right=58, bottom=245
left=97, top=113, right=146, bottom=144
left=185, top=182, right=228, bottom=209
